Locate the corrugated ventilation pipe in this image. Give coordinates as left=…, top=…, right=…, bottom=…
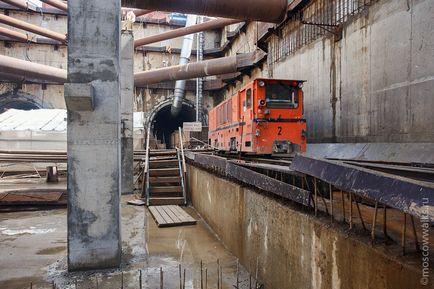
left=170, top=14, right=198, bottom=117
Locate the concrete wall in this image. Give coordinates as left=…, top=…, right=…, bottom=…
left=188, top=165, right=428, bottom=289
left=268, top=0, right=434, bottom=143
left=0, top=9, right=220, bottom=116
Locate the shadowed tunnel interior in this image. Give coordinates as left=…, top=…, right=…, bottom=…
left=0, top=95, right=42, bottom=113
left=152, top=103, right=196, bottom=147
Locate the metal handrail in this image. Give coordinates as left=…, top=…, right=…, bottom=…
left=142, top=126, right=151, bottom=204
left=178, top=127, right=188, bottom=205
left=178, top=127, right=187, bottom=174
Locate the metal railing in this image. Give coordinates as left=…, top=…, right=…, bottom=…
left=141, top=126, right=151, bottom=205
left=267, top=0, right=377, bottom=69
left=178, top=127, right=188, bottom=205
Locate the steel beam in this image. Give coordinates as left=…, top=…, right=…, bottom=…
left=187, top=153, right=311, bottom=206
left=290, top=155, right=434, bottom=222
left=122, top=0, right=288, bottom=23
left=0, top=13, right=67, bottom=43
left=134, top=18, right=240, bottom=47
left=0, top=54, right=67, bottom=83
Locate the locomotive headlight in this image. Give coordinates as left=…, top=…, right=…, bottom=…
left=298, top=82, right=304, bottom=89
left=258, top=80, right=265, bottom=87
left=256, top=129, right=261, bottom=137
left=259, top=99, right=266, bottom=107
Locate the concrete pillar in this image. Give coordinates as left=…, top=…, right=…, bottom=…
left=66, top=0, right=122, bottom=271
left=121, top=24, right=134, bottom=195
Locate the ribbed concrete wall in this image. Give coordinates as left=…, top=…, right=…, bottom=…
left=188, top=165, right=428, bottom=289
left=270, top=0, right=434, bottom=143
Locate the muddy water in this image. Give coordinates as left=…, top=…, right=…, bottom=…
left=0, top=197, right=253, bottom=289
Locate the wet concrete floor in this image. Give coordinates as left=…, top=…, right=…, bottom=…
left=0, top=196, right=253, bottom=289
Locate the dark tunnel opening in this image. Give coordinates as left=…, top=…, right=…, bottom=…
left=152, top=104, right=196, bottom=148
left=0, top=99, right=41, bottom=114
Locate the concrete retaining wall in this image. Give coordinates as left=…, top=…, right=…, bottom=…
left=270, top=0, right=434, bottom=143
left=188, top=165, right=426, bottom=289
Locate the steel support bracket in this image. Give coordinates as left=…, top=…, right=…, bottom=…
left=290, top=155, right=434, bottom=222
left=64, top=82, right=95, bottom=111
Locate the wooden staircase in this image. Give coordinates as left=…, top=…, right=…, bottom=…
left=144, top=149, right=187, bottom=206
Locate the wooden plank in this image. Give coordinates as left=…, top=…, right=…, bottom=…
left=149, top=206, right=167, bottom=226
left=148, top=205, right=196, bottom=227
left=149, top=197, right=184, bottom=206
left=167, top=205, right=196, bottom=225
left=151, top=186, right=183, bottom=193
left=161, top=205, right=184, bottom=223
left=154, top=205, right=176, bottom=225
left=172, top=206, right=196, bottom=223
left=150, top=168, right=180, bottom=177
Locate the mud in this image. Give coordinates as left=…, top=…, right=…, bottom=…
left=0, top=196, right=253, bottom=289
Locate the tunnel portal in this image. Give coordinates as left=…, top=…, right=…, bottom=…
left=151, top=101, right=197, bottom=148
left=0, top=93, right=43, bottom=113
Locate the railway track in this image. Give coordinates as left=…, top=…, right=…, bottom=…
left=196, top=150, right=434, bottom=183
left=1, top=149, right=432, bottom=183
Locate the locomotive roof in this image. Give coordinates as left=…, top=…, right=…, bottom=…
left=254, top=78, right=306, bottom=82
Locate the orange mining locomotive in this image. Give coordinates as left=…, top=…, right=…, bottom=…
left=209, top=78, right=307, bottom=155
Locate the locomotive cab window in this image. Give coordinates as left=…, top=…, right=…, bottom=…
left=245, top=89, right=252, bottom=108
left=265, top=82, right=299, bottom=108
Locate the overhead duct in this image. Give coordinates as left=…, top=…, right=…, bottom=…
left=0, top=52, right=262, bottom=88
left=135, top=17, right=239, bottom=48
left=127, top=8, right=153, bottom=17
left=0, top=13, right=67, bottom=43
left=171, top=14, right=197, bottom=117
left=122, top=0, right=288, bottom=23
left=135, top=56, right=236, bottom=87
left=0, top=55, right=67, bottom=83
left=40, top=0, right=152, bottom=17
left=0, top=26, right=30, bottom=42
left=134, top=52, right=263, bottom=86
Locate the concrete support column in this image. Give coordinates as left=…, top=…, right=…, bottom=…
left=121, top=25, right=134, bottom=195
left=66, top=0, right=122, bottom=271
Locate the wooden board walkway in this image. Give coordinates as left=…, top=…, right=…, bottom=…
left=148, top=205, right=197, bottom=228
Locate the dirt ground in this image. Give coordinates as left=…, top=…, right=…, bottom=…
left=0, top=194, right=252, bottom=289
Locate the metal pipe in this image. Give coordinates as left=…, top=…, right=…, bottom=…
left=134, top=17, right=239, bottom=47
left=0, top=26, right=29, bottom=42
left=39, top=0, right=68, bottom=12
left=122, top=0, right=288, bottom=23
left=134, top=55, right=238, bottom=86
left=1, top=0, right=35, bottom=11
left=40, top=0, right=152, bottom=17
left=0, top=54, right=67, bottom=83
left=128, top=8, right=152, bottom=17
left=171, top=14, right=197, bottom=117
left=196, top=23, right=204, bottom=122
left=0, top=13, right=67, bottom=43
